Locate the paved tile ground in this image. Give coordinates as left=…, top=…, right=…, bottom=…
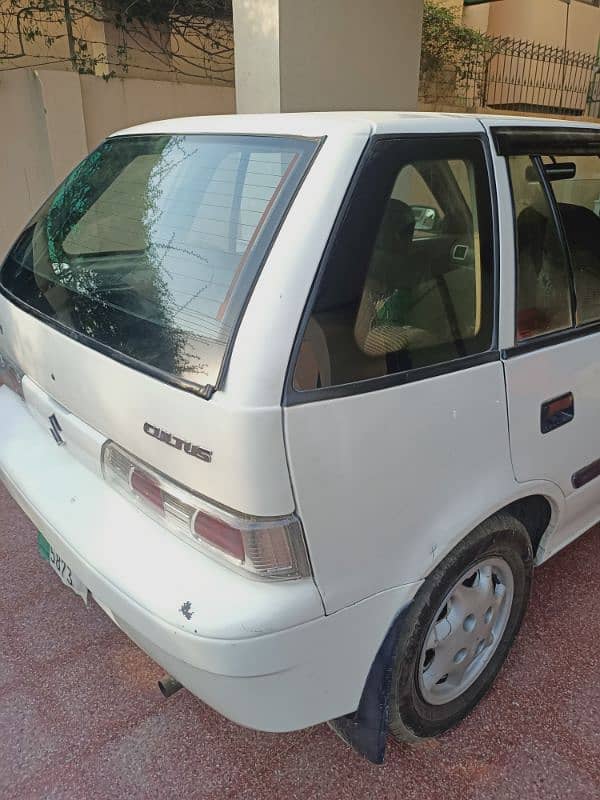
left=1, top=482, right=599, bottom=800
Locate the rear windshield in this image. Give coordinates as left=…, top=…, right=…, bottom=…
left=0, top=134, right=318, bottom=395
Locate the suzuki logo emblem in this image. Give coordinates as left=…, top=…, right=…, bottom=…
left=48, top=414, right=65, bottom=446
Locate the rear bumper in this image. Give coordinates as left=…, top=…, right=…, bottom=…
left=0, top=386, right=421, bottom=731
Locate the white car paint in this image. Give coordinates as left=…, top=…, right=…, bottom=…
left=0, top=111, right=598, bottom=733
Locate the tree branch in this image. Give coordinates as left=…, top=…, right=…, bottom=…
left=0, top=0, right=234, bottom=82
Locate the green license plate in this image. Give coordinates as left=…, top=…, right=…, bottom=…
left=38, top=532, right=88, bottom=603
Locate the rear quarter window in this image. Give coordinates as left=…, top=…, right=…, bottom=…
left=292, top=137, right=495, bottom=395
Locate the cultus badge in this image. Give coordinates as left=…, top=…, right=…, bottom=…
left=143, top=423, right=212, bottom=463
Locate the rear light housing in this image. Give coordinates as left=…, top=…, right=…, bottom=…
left=0, top=352, right=24, bottom=399
left=101, top=442, right=311, bottom=580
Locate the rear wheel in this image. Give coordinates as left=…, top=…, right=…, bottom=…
left=389, top=513, right=533, bottom=742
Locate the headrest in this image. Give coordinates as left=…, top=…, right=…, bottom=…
left=558, top=202, right=600, bottom=251
left=375, top=199, right=416, bottom=252
left=314, top=199, right=416, bottom=313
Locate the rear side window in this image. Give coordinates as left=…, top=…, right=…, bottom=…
left=507, top=155, right=573, bottom=340
left=293, top=137, right=494, bottom=393
left=508, top=150, right=600, bottom=337
left=546, top=155, right=600, bottom=325
left=1, top=134, right=318, bottom=394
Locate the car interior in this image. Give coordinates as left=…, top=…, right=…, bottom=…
left=294, top=159, right=481, bottom=391
left=515, top=157, right=600, bottom=338
left=557, top=201, right=600, bottom=324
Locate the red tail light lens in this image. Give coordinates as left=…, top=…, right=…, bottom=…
left=130, top=468, right=164, bottom=513
left=193, top=510, right=244, bottom=561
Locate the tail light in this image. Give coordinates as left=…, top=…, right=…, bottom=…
left=102, top=442, right=311, bottom=580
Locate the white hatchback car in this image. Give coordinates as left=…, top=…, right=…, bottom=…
left=1, top=112, right=598, bottom=761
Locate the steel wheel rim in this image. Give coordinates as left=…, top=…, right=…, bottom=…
left=417, top=556, right=515, bottom=706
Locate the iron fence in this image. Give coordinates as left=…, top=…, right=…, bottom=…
left=420, top=34, right=600, bottom=118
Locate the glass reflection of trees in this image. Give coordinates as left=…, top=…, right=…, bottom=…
left=42, top=137, right=189, bottom=379
left=2, top=132, right=312, bottom=391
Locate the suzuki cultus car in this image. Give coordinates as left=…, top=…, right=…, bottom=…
left=1, top=112, right=599, bottom=761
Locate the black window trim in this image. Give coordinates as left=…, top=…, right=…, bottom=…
left=535, top=155, right=578, bottom=325
left=283, top=132, right=500, bottom=407
left=503, top=317, right=600, bottom=358
left=492, top=125, right=600, bottom=157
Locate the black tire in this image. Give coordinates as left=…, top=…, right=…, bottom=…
left=389, top=512, right=533, bottom=743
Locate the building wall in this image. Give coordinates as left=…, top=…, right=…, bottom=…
left=462, top=4, right=490, bottom=33
left=0, top=6, right=77, bottom=71
left=437, top=0, right=464, bottom=12
left=0, top=2, right=234, bottom=84
left=0, top=68, right=235, bottom=257
left=233, top=0, right=424, bottom=113
left=278, top=0, right=423, bottom=112
left=79, top=73, right=234, bottom=150
left=485, top=0, right=600, bottom=54
left=231, top=0, right=281, bottom=113
left=0, top=70, right=54, bottom=256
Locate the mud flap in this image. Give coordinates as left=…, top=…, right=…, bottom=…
left=327, top=607, right=408, bottom=763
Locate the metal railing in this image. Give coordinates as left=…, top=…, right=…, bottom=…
left=420, top=34, right=600, bottom=118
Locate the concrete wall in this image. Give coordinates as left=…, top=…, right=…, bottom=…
left=0, top=2, right=234, bottom=84
left=462, top=4, right=490, bottom=34
left=487, top=0, right=600, bottom=54
left=0, top=68, right=235, bottom=257
left=79, top=73, right=235, bottom=150
left=233, top=0, right=424, bottom=113
left=0, top=6, right=79, bottom=72
left=231, top=0, right=281, bottom=113
left=0, top=70, right=54, bottom=257
left=479, top=0, right=600, bottom=113
left=279, top=0, right=423, bottom=112
left=437, top=0, right=463, bottom=12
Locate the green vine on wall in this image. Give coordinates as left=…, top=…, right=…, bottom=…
left=0, top=0, right=234, bottom=82
left=421, top=1, right=486, bottom=82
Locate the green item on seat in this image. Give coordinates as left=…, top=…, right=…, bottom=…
left=374, top=289, right=412, bottom=325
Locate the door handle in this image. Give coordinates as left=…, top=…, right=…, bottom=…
left=541, top=392, right=574, bottom=434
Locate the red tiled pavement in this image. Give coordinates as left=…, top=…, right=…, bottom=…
left=1, top=480, right=599, bottom=800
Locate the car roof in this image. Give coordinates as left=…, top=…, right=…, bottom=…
left=112, top=111, right=600, bottom=137
left=111, top=111, right=600, bottom=139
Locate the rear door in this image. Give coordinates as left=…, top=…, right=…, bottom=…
left=494, top=126, right=600, bottom=549
left=0, top=132, right=319, bottom=517
left=284, top=133, right=516, bottom=613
